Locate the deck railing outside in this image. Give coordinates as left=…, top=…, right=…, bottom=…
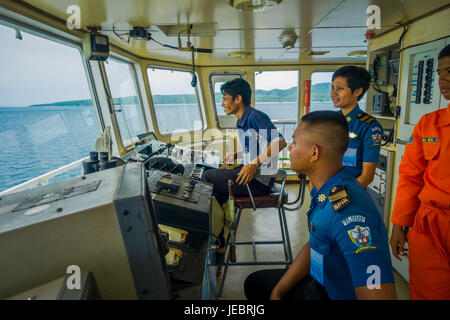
left=272, top=120, right=296, bottom=172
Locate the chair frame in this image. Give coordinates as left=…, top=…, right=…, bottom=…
left=216, top=171, right=307, bottom=297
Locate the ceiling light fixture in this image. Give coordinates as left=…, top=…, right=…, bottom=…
left=279, top=29, right=297, bottom=49
left=227, top=0, right=282, bottom=12
left=228, top=51, right=253, bottom=58
left=308, top=50, right=330, bottom=56
left=347, top=50, right=367, bottom=57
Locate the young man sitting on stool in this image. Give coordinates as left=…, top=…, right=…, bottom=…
left=202, top=78, right=287, bottom=254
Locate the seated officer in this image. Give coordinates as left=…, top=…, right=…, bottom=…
left=203, top=78, right=286, bottom=249
left=331, top=66, right=382, bottom=188
left=244, top=111, right=396, bottom=300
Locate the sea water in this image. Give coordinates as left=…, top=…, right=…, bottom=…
left=0, top=101, right=341, bottom=193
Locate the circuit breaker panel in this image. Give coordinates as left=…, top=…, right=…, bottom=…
left=408, top=49, right=441, bottom=125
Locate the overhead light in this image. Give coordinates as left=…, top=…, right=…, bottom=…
left=279, top=29, right=297, bottom=49
left=228, top=51, right=253, bottom=58
left=227, top=0, right=282, bottom=12
left=308, top=50, right=330, bottom=56
left=347, top=50, right=367, bottom=57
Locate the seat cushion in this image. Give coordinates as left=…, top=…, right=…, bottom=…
left=234, top=183, right=287, bottom=209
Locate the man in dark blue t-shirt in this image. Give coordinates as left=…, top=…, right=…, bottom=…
left=203, top=79, right=286, bottom=253
left=203, top=78, right=287, bottom=205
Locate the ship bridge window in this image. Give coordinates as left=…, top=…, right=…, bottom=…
left=0, top=23, right=100, bottom=194
left=209, top=72, right=244, bottom=129
left=104, top=58, right=146, bottom=143
left=147, top=68, right=204, bottom=135
left=310, top=71, right=366, bottom=112
left=254, top=70, right=299, bottom=142
left=310, top=72, right=334, bottom=112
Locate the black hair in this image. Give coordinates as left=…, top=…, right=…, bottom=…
left=220, top=78, right=252, bottom=106
left=438, top=44, right=450, bottom=60
left=300, top=111, right=349, bottom=154
left=332, top=66, right=371, bottom=101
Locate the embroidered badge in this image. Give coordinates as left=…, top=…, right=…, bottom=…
left=349, top=132, right=358, bottom=139
left=408, top=137, right=414, bottom=144
left=318, top=194, right=326, bottom=202
left=346, top=116, right=351, bottom=122
left=372, top=133, right=382, bottom=145
left=347, top=225, right=377, bottom=253
left=329, top=185, right=350, bottom=212
left=422, top=137, right=438, bottom=143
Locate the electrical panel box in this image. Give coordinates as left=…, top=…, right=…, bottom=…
left=82, top=33, right=109, bottom=61
left=372, top=92, right=390, bottom=115
left=374, top=51, right=391, bottom=85
left=398, top=38, right=448, bottom=145
left=402, top=39, right=447, bottom=127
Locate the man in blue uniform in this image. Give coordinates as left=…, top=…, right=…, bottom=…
left=203, top=78, right=286, bottom=252
left=331, top=66, right=382, bottom=187
left=244, top=111, right=396, bottom=300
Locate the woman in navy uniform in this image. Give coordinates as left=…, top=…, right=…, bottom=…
left=331, top=66, right=382, bottom=188
left=244, top=111, right=396, bottom=300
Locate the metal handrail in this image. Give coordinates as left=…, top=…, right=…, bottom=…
left=0, top=156, right=88, bottom=196
left=283, top=174, right=307, bottom=211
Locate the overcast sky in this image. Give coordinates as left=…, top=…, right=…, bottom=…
left=0, top=24, right=332, bottom=107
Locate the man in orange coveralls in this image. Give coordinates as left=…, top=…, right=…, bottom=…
left=390, top=44, right=450, bottom=300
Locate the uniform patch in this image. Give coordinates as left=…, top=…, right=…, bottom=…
left=347, top=225, right=377, bottom=253
left=349, top=132, right=358, bottom=139
left=341, top=215, right=366, bottom=226
left=357, top=113, right=375, bottom=124
left=318, top=194, right=326, bottom=202
left=422, top=137, right=438, bottom=143
left=372, top=126, right=382, bottom=132
left=372, top=132, right=382, bottom=145
left=329, top=185, right=350, bottom=212
left=408, top=137, right=414, bottom=144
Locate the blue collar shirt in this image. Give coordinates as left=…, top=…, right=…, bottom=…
left=339, top=105, right=382, bottom=178
left=308, top=169, right=394, bottom=300
left=236, top=106, right=284, bottom=177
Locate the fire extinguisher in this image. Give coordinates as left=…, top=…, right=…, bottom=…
left=304, top=80, right=311, bottom=114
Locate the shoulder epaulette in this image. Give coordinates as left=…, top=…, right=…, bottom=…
left=357, top=112, right=375, bottom=124
left=329, top=185, right=351, bottom=212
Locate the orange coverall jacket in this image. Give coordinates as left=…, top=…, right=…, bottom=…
left=391, top=103, right=450, bottom=299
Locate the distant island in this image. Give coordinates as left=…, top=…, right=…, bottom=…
left=29, top=82, right=332, bottom=107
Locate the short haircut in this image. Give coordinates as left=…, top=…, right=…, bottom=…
left=438, top=44, right=450, bottom=60
left=300, top=111, right=349, bottom=155
left=220, top=78, right=252, bottom=106
left=332, top=66, right=371, bottom=101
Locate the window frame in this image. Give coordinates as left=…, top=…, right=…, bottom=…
left=0, top=16, right=108, bottom=192
left=103, top=55, right=148, bottom=147
left=309, top=70, right=335, bottom=112
left=0, top=16, right=105, bottom=133
left=253, top=69, right=300, bottom=122
left=146, top=65, right=206, bottom=137
left=309, top=69, right=367, bottom=112
left=208, top=71, right=246, bottom=129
